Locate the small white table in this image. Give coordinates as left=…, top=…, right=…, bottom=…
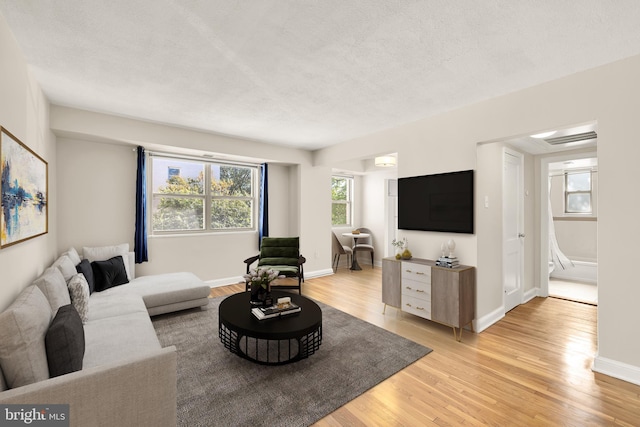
left=341, top=232, right=370, bottom=271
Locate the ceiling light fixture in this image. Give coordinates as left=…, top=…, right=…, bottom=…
left=530, top=131, right=557, bottom=139
left=375, top=156, right=396, bottom=167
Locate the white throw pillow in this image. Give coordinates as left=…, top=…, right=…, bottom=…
left=65, top=247, right=82, bottom=266
left=67, top=274, right=90, bottom=323
left=52, top=255, right=77, bottom=283
left=83, top=243, right=131, bottom=280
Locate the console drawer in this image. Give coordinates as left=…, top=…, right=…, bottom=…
left=401, top=278, right=431, bottom=300
left=402, top=294, right=431, bottom=320
left=401, top=262, right=431, bottom=283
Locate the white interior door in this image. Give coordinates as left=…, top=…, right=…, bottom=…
left=503, top=149, right=524, bottom=313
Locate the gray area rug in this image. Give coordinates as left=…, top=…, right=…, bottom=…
left=152, top=296, right=432, bottom=427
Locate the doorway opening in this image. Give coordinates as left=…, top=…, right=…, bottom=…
left=546, top=156, right=598, bottom=305
left=477, top=121, right=598, bottom=315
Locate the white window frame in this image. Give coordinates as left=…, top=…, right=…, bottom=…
left=564, top=170, right=592, bottom=214
left=331, top=175, right=353, bottom=227
left=150, top=153, right=258, bottom=235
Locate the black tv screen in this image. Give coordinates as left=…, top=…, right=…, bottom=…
left=398, top=170, right=474, bottom=234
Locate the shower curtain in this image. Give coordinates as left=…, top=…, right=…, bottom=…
left=548, top=176, right=573, bottom=272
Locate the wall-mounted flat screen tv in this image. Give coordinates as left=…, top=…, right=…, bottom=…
left=398, top=169, right=474, bottom=234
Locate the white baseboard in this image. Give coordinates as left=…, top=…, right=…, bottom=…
left=206, top=276, right=244, bottom=288
left=592, top=355, right=640, bottom=386
left=205, top=268, right=334, bottom=288
left=475, top=305, right=505, bottom=333
left=523, top=287, right=539, bottom=303
left=305, top=268, right=335, bottom=279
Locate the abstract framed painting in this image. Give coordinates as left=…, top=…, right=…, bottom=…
left=1, top=127, right=48, bottom=248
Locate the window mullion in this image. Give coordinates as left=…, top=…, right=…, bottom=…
left=205, top=165, right=211, bottom=230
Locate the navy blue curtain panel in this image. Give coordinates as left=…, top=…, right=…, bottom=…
left=134, top=146, right=148, bottom=263
left=258, top=163, right=269, bottom=248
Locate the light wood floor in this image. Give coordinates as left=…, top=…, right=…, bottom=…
left=210, top=267, right=640, bottom=426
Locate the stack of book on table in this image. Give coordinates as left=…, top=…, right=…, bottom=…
left=436, top=256, right=459, bottom=268
left=252, top=301, right=301, bottom=320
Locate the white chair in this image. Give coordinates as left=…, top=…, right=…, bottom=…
left=353, top=227, right=374, bottom=268
left=332, top=232, right=352, bottom=272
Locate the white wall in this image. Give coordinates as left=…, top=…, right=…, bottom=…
left=476, top=142, right=505, bottom=325
left=53, top=110, right=333, bottom=284
left=57, top=139, right=136, bottom=251
left=523, top=152, right=536, bottom=295
left=267, top=164, right=292, bottom=237
left=315, top=54, right=640, bottom=382
left=0, top=15, right=57, bottom=311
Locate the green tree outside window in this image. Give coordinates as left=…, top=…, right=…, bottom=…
left=151, top=158, right=255, bottom=232
left=332, top=176, right=352, bottom=226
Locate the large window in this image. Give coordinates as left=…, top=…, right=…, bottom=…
left=565, top=171, right=592, bottom=214
left=331, top=175, right=353, bottom=226
left=151, top=156, right=256, bottom=233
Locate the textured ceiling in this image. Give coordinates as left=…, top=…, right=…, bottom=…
left=2, top=1, right=640, bottom=150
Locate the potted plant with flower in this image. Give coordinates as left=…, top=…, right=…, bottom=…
left=392, top=237, right=411, bottom=259
left=244, top=267, right=285, bottom=306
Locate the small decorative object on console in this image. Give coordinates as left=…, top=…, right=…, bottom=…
left=392, top=237, right=411, bottom=260
left=436, top=256, right=459, bottom=268
left=447, top=239, right=456, bottom=258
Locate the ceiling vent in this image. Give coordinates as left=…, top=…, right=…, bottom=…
left=544, top=131, right=597, bottom=145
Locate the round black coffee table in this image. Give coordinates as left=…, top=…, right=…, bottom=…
left=218, top=291, right=322, bottom=365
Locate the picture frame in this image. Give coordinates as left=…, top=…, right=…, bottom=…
left=1, top=127, right=48, bottom=248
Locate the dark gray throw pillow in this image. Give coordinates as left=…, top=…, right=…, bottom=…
left=91, top=256, right=129, bottom=292
left=45, top=304, right=85, bottom=377
left=75, top=259, right=95, bottom=294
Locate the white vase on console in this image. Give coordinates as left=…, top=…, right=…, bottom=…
left=447, top=239, right=456, bottom=258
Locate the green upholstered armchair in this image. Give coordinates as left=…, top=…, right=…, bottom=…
left=244, top=237, right=306, bottom=294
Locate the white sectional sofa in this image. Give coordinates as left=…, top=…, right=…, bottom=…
left=0, top=245, right=211, bottom=426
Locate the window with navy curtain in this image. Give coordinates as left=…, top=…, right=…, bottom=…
left=258, top=163, right=269, bottom=248
left=134, top=146, right=148, bottom=263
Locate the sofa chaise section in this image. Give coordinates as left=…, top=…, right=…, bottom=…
left=102, top=271, right=211, bottom=316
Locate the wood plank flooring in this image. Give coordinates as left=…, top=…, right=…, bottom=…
left=210, top=267, right=640, bottom=426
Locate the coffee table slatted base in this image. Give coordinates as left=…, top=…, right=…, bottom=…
left=219, top=323, right=322, bottom=365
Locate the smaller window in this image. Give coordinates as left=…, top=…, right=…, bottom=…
left=565, top=171, right=592, bottom=214
left=332, top=176, right=353, bottom=226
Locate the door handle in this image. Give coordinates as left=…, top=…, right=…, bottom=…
left=518, top=233, right=525, bottom=238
